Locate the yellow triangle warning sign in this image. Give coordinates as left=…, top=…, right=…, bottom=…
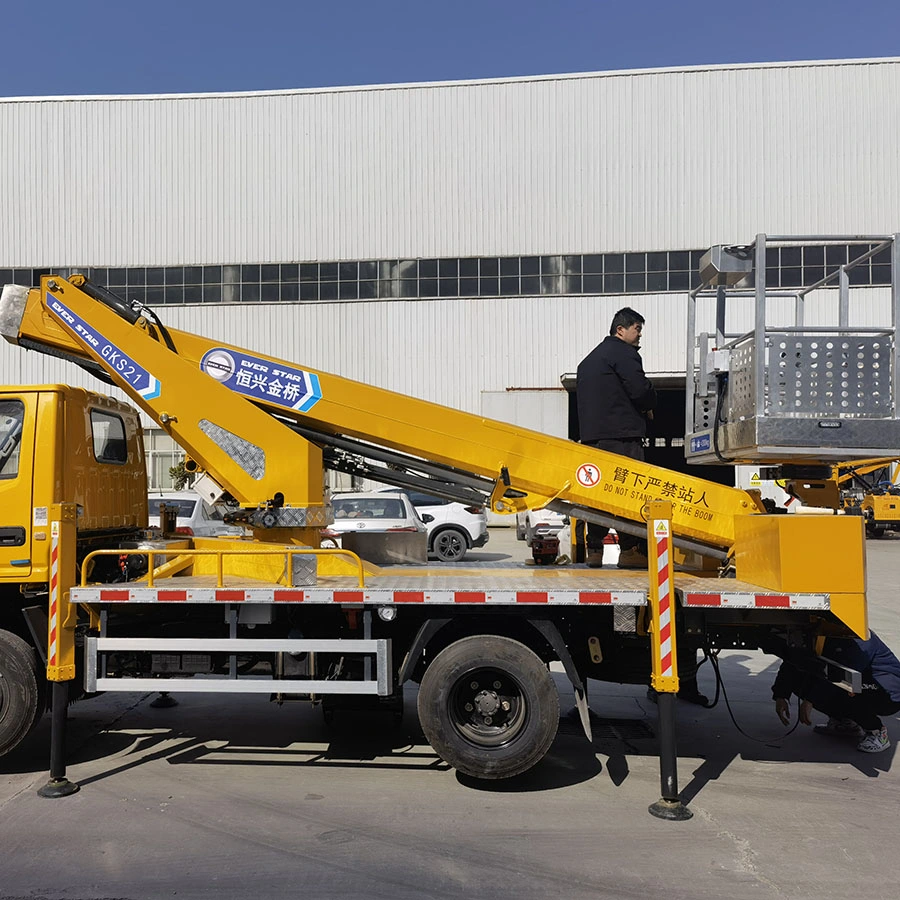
left=750, top=472, right=761, bottom=486
left=654, top=520, right=670, bottom=538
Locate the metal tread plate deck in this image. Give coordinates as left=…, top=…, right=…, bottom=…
left=71, top=569, right=830, bottom=610
left=675, top=574, right=828, bottom=610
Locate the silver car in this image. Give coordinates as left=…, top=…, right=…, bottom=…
left=322, top=491, right=428, bottom=545
left=147, top=491, right=244, bottom=537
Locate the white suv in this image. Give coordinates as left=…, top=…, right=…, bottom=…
left=397, top=490, right=490, bottom=562
left=516, top=507, right=567, bottom=545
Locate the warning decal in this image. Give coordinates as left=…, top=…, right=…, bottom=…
left=576, top=463, right=601, bottom=488
left=654, top=520, right=670, bottom=538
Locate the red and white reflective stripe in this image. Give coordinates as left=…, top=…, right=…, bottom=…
left=682, top=592, right=828, bottom=610
left=72, top=587, right=648, bottom=606
left=48, top=523, right=59, bottom=668
left=656, top=523, right=673, bottom=679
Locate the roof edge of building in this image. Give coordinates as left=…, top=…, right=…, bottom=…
left=3, top=55, right=900, bottom=104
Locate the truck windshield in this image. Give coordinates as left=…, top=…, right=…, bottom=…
left=0, top=400, right=24, bottom=479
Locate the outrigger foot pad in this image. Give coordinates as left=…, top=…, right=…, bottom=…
left=150, top=692, right=179, bottom=708
left=38, top=778, right=80, bottom=799
left=648, top=798, right=692, bottom=821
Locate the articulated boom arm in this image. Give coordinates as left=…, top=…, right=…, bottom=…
left=835, top=458, right=899, bottom=489
left=1, top=277, right=324, bottom=521
left=785, top=457, right=899, bottom=509
left=0, top=275, right=767, bottom=552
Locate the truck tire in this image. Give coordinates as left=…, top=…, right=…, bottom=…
left=0, top=630, right=44, bottom=757
left=432, top=527, right=468, bottom=562
left=417, top=635, right=559, bottom=779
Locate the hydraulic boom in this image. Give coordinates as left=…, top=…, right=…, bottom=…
left=5, top=275, right=758, bottom=546
left=0, top=274, right=867, bottom=627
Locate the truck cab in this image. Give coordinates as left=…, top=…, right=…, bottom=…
left=0, top=385, right=146, bottom=753
left=1, top=385, right=146, bottom=587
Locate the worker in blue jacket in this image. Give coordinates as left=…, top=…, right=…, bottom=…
left=772, top=631, right=900, bottom=753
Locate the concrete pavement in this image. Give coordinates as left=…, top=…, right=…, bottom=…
left=2, top=528, right=899, bottom=900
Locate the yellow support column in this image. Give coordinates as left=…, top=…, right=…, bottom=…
left=45, top=504, right=78, bottom=682
left=646, top=500, right=691, bottom=821
left=648, top=501, right=680, bottom=695
left=38, top=503, right=80, bottom=798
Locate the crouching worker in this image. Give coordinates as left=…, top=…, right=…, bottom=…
left=771, top=631, right=900, bottom=753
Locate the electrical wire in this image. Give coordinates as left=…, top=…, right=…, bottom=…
left=703, top=644, right=800, bottom=743
left=712, top=372, right=729, bottom=463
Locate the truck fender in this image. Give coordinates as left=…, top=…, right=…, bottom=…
left=398, top=615, right=592, bottom=743
left=397, top=618, right=452, bottom=686
left=21, top=605, right=49, bottom=667
left=527, top=618, right=592, bottom=743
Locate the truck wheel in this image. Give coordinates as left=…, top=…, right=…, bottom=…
left=417, top=635, right=559, bottom=779
left=0, top=630, right=44, bottom=757
left=432, top=527, right=468, bottom=562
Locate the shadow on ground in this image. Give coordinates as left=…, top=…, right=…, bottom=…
left=3, top=653, right=895, bottom=801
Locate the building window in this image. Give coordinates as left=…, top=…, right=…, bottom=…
left=143, top=429, right=184, bottom=490
left=7, top=243, right=889, bottom=308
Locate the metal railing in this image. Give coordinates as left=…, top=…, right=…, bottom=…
left=685, top=232, right=900, bottom=461
left=80, top=546, right=367, bottom=589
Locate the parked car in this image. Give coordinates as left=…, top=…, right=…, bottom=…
left=322, top=491, right=429, bottom=547
left=516, top=507, right=567, bottom=545
left=518, top=512, right=621, bottom=565
left=147, top=491, right=244, bottom=537
left=399, top=490, right=490, bottom=562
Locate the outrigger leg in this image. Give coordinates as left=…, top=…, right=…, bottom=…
left=37, top=505, right=80, bottom=798
left=645, top=501, right=692, bottom=821
left=38, top=681, right=79, bottom=798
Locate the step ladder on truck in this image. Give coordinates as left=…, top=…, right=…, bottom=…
left=0, top=232, right=897, bottom=818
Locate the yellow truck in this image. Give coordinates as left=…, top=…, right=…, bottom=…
left=0, top=233, right=895, bottom=814
left=772, top=458, right=900, bottom=535
left=839, top=459, right=900, bottom=538
left=0, top=386, right=146, bottom=755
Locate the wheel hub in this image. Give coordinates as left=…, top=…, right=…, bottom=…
left=473, top=689, right=500, bottom=716
left=450, top=669, right=527, bottom=748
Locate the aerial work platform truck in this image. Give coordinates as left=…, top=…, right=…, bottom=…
left=1, top=233, right=897, bottom=814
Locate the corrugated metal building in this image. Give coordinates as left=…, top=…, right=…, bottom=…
left=1, top=58, right=898, bottom=485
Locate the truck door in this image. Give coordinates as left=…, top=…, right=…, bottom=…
left=0, top=396, right=34, bottom=579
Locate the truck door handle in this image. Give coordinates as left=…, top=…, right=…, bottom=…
left=0, top=527, right=26, bottom=546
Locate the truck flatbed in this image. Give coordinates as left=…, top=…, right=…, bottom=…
left=71, top=568, right=828, bottom=612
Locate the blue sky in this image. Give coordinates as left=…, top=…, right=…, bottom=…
left=3, top=0, right=900, bottom=96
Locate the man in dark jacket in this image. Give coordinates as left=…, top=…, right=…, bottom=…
left=772, top=631, right=900, bottom=753
left=576, top=307, right=657, bottom=569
